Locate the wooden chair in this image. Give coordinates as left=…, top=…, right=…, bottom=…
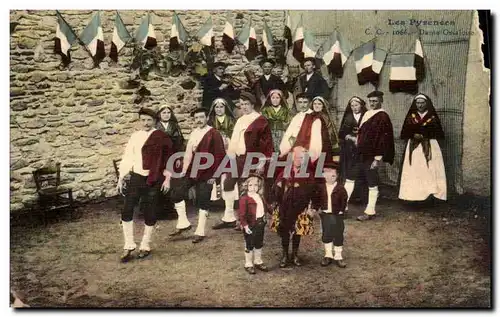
left=32, top=163, right=74, bottom=226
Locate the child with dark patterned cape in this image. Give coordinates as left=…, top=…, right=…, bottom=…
left=271, top=146, right=316, bottom=268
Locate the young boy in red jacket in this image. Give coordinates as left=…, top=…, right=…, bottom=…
left=239, top=174, right=271, bottom=274
left=313, top=161, right=348, bottom=268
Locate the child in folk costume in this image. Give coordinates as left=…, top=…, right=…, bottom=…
left=271, top=146, right=316, bottom=268
left=260, top=89, right=293, bottom=152
left=398, top=93, right=447, bottom=201
left=313, top=161, right=348, bottom=268
left=239, top=174, right=272, bottom=274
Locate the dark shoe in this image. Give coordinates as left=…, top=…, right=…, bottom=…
left=169, top=225, right=192, bottom=236
left=244, top=266, right=256, bottom=274
left=321, top=257, right=333, bottom=267
left=357, top=214, right=376, bottom=221
left=137, top=250, right=151, bottom=259
left=292, top=255, right=302, bottom=266
left=335, top=259, right=347, bottom=268
left=120, top=249, right=135, bottom=263
left=254, top=263, right=268, bottom=272
left=279, top=253, right=289, bottom=268
left=212, top=221, right=236, bottom=230
left=192, top=235, right=205, bottom=243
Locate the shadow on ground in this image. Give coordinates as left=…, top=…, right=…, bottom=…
left=10, top=192, right=491, bottom=308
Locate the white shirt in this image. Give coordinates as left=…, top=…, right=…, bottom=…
left=306, top=73, right=313, bottom=82
left=183, top=125, right=212, bottom=173
left=353, top=112, right=362, bottom=123
left=279, top=109, right=322, bottom=161
left=217, top=115, right=225, bottom=124
left=264, top=74, right=271, bottom=81
left=418, top=111, right=428, bottom=119
left=161, top=121, right=169, bottom=131
left=324, top=182, right=337, bottom=214
left=215, top=74, right=222, bottom=81
left=248, top=192, right=265, bottom=219
left=227, top=111, right=260, bottom=157
left=272, top=105, right=282, bottom=113
left=119, top=129, right=156, bottom=179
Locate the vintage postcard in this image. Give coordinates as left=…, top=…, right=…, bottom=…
left=9, top=9, right=491, bottom=308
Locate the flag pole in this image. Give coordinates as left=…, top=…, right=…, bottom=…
left=415, top=25, right=438, bottom=96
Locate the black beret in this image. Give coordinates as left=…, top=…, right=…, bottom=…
left=367, top=90, right=384, bottom=98
left=239, top=91, right=256, bottom=105
left=138, top=107, right=157, bottom=119
left=191, top=107, right=209, bottom=117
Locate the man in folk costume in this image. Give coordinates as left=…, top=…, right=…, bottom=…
left=212, top=91, right=274, bottom=230
left=271, top=146, right=316, bottom=268
left=312, top=161, right=348, bottom=268
left=207, top=97, right=239, bottom=219
left=279, top=93, right=333, bottom=164
left=294, top=57, right=330, bottom=102
left=168, top=108, right=226, bottom=243
left=260, top=89, right=293, bottom=153
left=354, top=91, right=395, bottom=221
left=338, top=96, right=368, bottom=202
left=117, top=108, right=174, bottom=262
left=251, top=58, right=288, bottom=107
left=399, top=93, right=447, bottom=202
left=202, top=61, right=240, bottom=110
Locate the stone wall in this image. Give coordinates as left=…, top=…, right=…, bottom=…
left=9, top=10, right=286, bottom=211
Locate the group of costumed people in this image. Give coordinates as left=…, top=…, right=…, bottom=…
left=115, top=55, right=447, bottom=274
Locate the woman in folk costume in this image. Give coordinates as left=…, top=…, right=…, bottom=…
left=156, top=105, right=185, bottom=153
left=398, top=93, right=447, bottom=201
left=260, top=89, right=293, bottom=153
left=310, top=96, right=340, bottom=159
left=207, top=98, right=236, bottom=150
left=239, top=174, right=272, bottom=274
left=156, top=105, right=185, bottom=218
left=271, top=146, right=316, bottom=268
left=207, top=98, right=239, bottom=219
left=338, top=96, right=368, bottom=196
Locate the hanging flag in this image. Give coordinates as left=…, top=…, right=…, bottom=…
left=322, top=30, right=352, bottom=78
left=389, top=53, right=418, bottom=93
left=302, top=30, right=318, bottom=59
left=170, top=12, right=188, bottom=51
left=110, top=11, right=131, bottom=62
left=369, top=48, right=387, bottom=85
left=196, top=16, right=214, bottom=47
left=353, top=41, right=374, bottom=85
left=237, top=18, right=258, bottom=61
left=414, top=38, right=425, bottom=81
left=261, top=20, right=274, bottom=57
left=222, top=14, right=236, bottom=54
left=79, top=11, right=105, bottom=64
left=292, top=15, right=304, bottom=63
left=135, top=13, right=157, bottom=49
left=284, top=11, right=292, bottom=49
left=54, top=11, right=78, bottom=66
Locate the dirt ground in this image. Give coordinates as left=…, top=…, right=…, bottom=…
left=10, top=192, right=491, bottom=308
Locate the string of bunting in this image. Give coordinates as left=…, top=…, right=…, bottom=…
left=54, top=10, right=429, bottom=93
